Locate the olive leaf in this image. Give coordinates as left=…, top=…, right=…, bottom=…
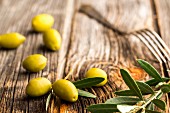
left=160, top=84, right=170, bottom=93
left=146, top=103, right=154, bottom=111
left=152, top=99, right=166, bottom=110
left=73, top=77, right=104, bottom=89
left=120, top=69, right=143, bottom=100
left=136, top=81, right=154, bottom=94
left=115, top=90, right=136, bottom=96
left=78, top=89, right=96, bottom=98
left=145, top=110, right=161, bottom=113
left=137, top=59, right=163, bottom=82
left=87, top=104, right=118, bottom=113
left=115, top=81, right=154, bottom=96
left=105, top=97, right=140, bottom=105
left=145, top=77, right=170, bottom=86
left=46, top=93, right=52, bottom=111
left=117, top=105, right=140, bottom=113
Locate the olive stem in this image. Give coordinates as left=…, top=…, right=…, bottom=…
left=142, top=90, right=162, bottom=108
left=131, top=90, right=162, bottom=112
left=46, top=93, right=52, bottom=111
left=64, top=69, right=73, bottom=80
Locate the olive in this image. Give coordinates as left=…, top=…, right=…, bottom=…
left=32, top=14, right=54, bottom=32
left=52, top=79, right=78, bottom=102
left=85, top=68, right=107, bottom=86
left=26, top=77, right=52, bottom=97
left=0, top=32, right=26, bottom=49
left=43, top=29, right=61, bottom=51
left=22, top=54, right=47, bottom=72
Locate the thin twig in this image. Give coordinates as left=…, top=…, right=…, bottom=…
left=64, top=69, right=73, bottom=80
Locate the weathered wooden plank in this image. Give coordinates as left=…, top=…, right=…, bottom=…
left=0, top=0, right=75, bottom=113
left=0, top=0, right=169, bottom=113
left=154, top=0, right=170, bottom=70
left=153, top=0, right=170, bottom=112
left=154, top=0, right=170, bottom=48
left=52, top=0, right=168, bottom=113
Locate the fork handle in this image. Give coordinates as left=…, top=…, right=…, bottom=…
left=79, top=5, right=126, bottom=35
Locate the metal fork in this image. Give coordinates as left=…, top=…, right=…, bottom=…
left=132, top=29, right=170, bottom=64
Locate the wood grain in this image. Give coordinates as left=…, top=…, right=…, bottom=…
left=0, top=0, right=169, bottom=113
left=154, top=0, right=170, bottom=48
left=0, top=0, right=75, bottom=112
left=53, top=0, right=168, bottom=112
left=153, top=0, right=170, bottom=112
left=154, top=0, right=170, bottom=72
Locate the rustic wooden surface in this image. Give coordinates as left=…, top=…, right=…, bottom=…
left=0, top=0, right=170, bottom=113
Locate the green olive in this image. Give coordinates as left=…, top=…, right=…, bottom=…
left=22, top=54, right=47, bottom=72
left=85, top=68, right=107, bottom=86
left=52, top=79, right=78, bottom=102
left=32, top=14, right=54, bottom=32
left=0, top=32, right=26, bottom=49
left=26, top=77, right=51, bottom=97
left=43, top=29, right=61, bottom=51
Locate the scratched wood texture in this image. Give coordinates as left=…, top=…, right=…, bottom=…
left=0, top=0, right=170, bottom=113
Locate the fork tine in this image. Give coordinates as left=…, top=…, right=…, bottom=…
left=143, top=29, right=170, bottom=61
left=132, top=32, right=162, bottom=63
left=132, top=29, right=170, bottom=64
left=138, top=30, right=167, bottom=63
left=145, top=29, right=170, bottom=57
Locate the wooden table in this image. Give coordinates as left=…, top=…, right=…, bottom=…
left=0, top=0, right=170, bottom=113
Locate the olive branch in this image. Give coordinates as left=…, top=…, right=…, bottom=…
left=46, top=71, right=105, bottom=111
left=46, top=59, right=170, bottom=112
left=87, top=59, right=170, bottom=113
